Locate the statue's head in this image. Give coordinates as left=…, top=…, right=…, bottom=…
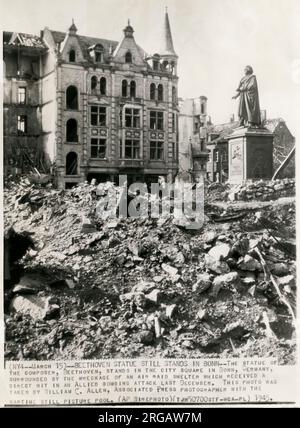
left=244, top=65, right=253, bottom=75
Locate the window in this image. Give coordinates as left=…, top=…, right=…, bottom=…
left=69, top=50, right=76, bottom=62
left=17, top=115, right=27, bottom=134
left=66, top=119, right=78, bottom=142
left=153, top=60, right=159, bottom=71
left=125, top=139, right=140, bottom=159
left=95, top=51, right=102, bottom=62
left=125, top=108, right=140, bottom=128
left=91, top=138, right=106, bottom=158
left=94, top=44, right=104, bottom=63
left=150, top=83, right=156, bottom=100
left=172, top=142, right=177, bottom=160
left=157, top=84, right=163, bottom=101
left=221, top=151, right=228, bottom=162
left=100, top=77, right=106, bottom=95
left=172, top=86, right=177, bottom=104
left=201, top=102, right=205, bottom=114
left=130, top=80, right=136, bottom=98
left=172, top=113, right=176, bottom=133
left=91, top=76, right=97, bottom=93
left=66, top=86, right=78, bottom=110
left=150, top=141, right=164, bottom=160
left=66, top=152, right=78, bottom=175
left=200, top=138, right=205, bottom=152
left=122, top=80, right=127, bottom=97
left=90, top=106, right=106, bottom=126
left=125, top=51, right=132, bottom=63
left=18, top=87, right=26, bottom=104
left=150, top=111, right=164, bottom=130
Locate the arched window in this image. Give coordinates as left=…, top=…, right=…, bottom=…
left=158, top=84, right=163, bottom=101
left=66, top=151, right=78, bottom=175
left=69, top=50, right=76, bottom=62
left=66, top=119, right=78, bottom=142
left=91, top=76, right=97, bottom=93
left=150, top=83, right=156, bottom=100
left=66, top=86, right=78, bottom=110
left=100, top=77, right=106, bottom=95
left=122, top=80, right=127, bottom=97
left=172, top=86, right=177, bottom=104
left=125, top=51, right=132, bottom=63
left=130, top=81, right=136, bottom=98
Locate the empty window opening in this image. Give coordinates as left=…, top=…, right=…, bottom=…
left=122, top=80, right=127, bottom=97
left=91, top=76, right=97, bottom=93
left=150, top=83, right=156, bottom=100
left=91, top=138, right=106, bottom=158
left=69, top=50, right=76, bottom=62
left=125, top=51, right=132, bottom=63
left=17, top=115, right=27, bottom=134
left=18, top=87, right=26, bottom=104
left=66, top=151, right=78, bottom=175
left=100, top=77, right=106, bottom=95
left=130, top=80, right=136, bottom=98
left=66, top=119, right=78, bottom=142
left=66, top=86, right=78, bottom=110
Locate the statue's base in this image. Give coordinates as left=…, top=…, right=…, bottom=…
left=228, top=127, right=273, bottom=184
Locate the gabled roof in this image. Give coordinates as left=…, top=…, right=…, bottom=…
left=3, top=31, right=46, bottom=49
left=50, top=30, right=119, bottom=59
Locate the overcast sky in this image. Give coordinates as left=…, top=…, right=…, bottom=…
left=1, top=0, right=300, bottom=140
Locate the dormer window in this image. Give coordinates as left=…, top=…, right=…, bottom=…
left=95, top=51, right=102, bottom=63
left=152, top=54, right=160, bottom=71
left=125, top=51, right=132, bottom=64
left=89, top=44, right=104, bottom=63
left=69, top=50, right=76, bottom=62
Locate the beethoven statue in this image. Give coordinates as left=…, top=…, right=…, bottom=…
left=232, top=65, right=261, bottom=127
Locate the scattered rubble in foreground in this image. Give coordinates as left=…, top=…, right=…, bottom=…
left=4, top=177, right=296, bottom=363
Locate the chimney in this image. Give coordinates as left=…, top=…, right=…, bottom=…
left=260, top=109, right=267, bottom=122
left=230, top=114, right=235, bottom=123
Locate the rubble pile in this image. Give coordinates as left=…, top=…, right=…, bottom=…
left=4, top=177, right=296, bottom=362
left=229, top=178, right=295, bottom=202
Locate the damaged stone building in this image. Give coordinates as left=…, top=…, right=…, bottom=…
left=178, top=96, right=210, bottom=181
left=3, top=11, right=179, bottom=188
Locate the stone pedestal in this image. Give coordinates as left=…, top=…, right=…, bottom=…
left=228, top=127, right=273, bottom=184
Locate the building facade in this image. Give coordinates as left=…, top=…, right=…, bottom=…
left=3, top=32, right=48, bottom=175
left=178, top=96, right=210, bottom=181
left=3, top=11, right=179, bottom=188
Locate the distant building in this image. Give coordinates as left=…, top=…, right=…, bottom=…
left=3, top=11, right=180, bottom=188
left=206, top=114, right=295, bottom=182
left=178, top=96, right=210, bottom=181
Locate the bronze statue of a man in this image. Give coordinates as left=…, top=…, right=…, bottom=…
left=232, top=65, right=261, bottom=127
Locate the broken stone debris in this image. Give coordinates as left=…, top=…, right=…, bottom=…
left=3, top=177, right=296, bottom=362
